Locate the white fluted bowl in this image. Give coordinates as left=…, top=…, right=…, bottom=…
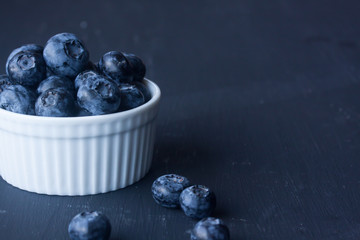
left=0, top=79, right=160, bottom=196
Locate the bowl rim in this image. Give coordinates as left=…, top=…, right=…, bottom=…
left=0, top=78, right=161, bottom=124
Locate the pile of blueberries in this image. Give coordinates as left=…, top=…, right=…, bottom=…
left=0, top=32, right=150, bottom=117
left=68, top=174, right=230, bottom=240
left=151, top=174, right=230, bottom=240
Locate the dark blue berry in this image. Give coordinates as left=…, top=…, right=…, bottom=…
left=152, top=174, right=191, bottom=208
left=35, top=88, right=76, bottom=117
left=43, top=33, right=89, bottom=79
left=0, top=85, right=35, bottom=115
left=123, top=53, right=146, bottom=82
left=0, top=74, right=15, bottom=92
left=179, top=185, right=216, bottom=219
left=77, top=73, right=121, bottom=115
left=6, top=44, right=46, bottom=87
left=134, top=81, right=151, bottom=102
left=98, top=51, right=133, bottom=84
left=68, top=211, right=111, bottom=240
left=191, top=217, right=230, bottom=240
left=74, top=70, right=97, bottom=90
left=37, top=75, right=75, bottom=95
left=118, top=83, right=146, bottom=111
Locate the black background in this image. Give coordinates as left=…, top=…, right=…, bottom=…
left=1, top=0, right=360, bottom=239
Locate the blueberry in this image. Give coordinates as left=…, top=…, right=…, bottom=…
left=77, top=73, right=121, bottom=115
left=98, top=51, right=133, bottom=84
left=6, top=44, right=46, bottom=87
left=191, top=217, right=230, bottom=240
left=118, top=83, right=146, bottom=111
left=37, top=75, right=75, bottom=95
left=35, top=88, right=76, bottom=117
left=0, top=74, right=15, bottom=92
left=43, top=33, right=89, bottom=79
left=0, top=85, right=35, bottom=115
left=179, top=185, right=216, bottom=219
left=68, top=211, right=111, bottom=240
left=74, top=70, right=98, bottom=90
left=134, top=81, right=151, bottom=102
left=123, top=53, right=146, bottom=82
left=152, top=174, right=191, bottom=208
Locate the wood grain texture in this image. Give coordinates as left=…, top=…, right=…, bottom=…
left=1, top=0, right=360, bottom=239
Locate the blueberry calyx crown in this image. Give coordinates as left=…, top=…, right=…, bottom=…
left=17, top=54, right=36, bottom=70
left=64, top=40, right=86, bottom=59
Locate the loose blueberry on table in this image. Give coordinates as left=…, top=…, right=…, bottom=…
left=151, top=174, right=191, bottom=208
left=191, top=217, right=230, bottom=240
left=0, top=32, right=150, bottom=117
left=179, top=185, right=216, bottom=219
left=151, top=174, right=230, bottom=238
left=68, top=211, right=111, bottom=240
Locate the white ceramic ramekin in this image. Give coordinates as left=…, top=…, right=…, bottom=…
left=0, top=79, right=160, bottom=196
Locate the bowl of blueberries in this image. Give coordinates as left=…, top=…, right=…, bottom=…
left=0, top=33, right=161, bottom=196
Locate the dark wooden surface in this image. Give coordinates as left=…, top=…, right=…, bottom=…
left=1, top=0, right=360, bottom=239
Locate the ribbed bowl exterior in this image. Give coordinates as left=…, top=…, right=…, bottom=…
left=0, top=79, right=160, bottom=196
